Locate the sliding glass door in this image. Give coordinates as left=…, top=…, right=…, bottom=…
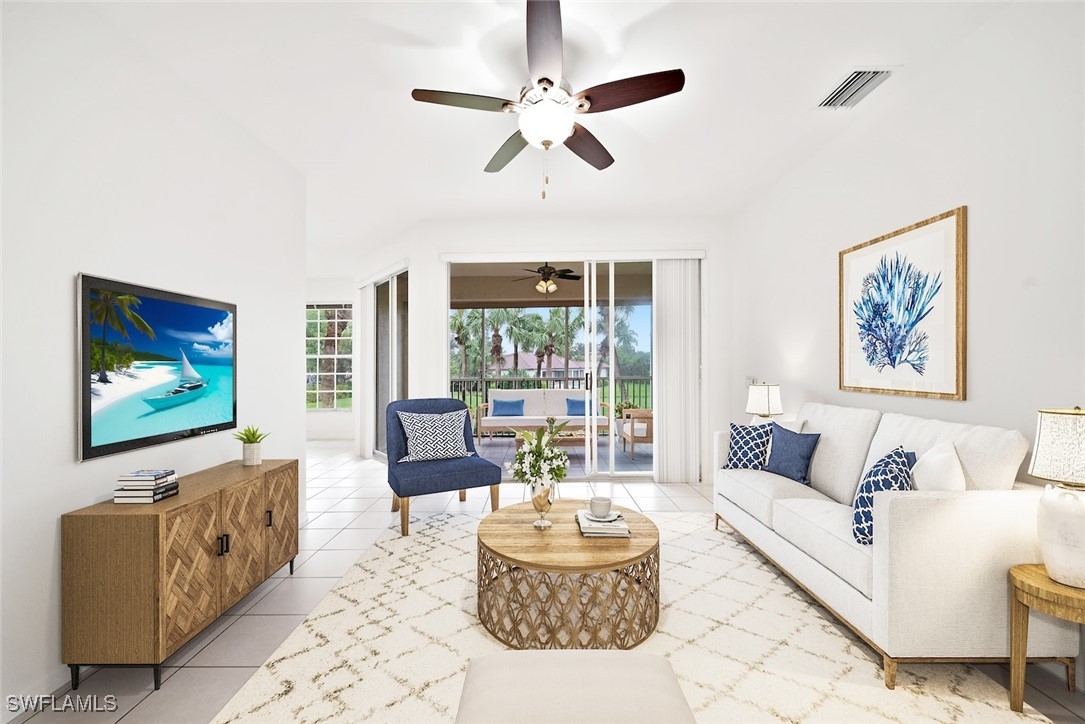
left=374, top=271, right=408, bottom=458
left=582, top=261, right=653, bottom=478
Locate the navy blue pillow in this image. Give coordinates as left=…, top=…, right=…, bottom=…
left=852, top=446, right=913, bottom=545
left=725, top=423, right=772, bottom=470
left=566, top=397, right=586, bottom=416
left=763, top=422, right=821, bottom=485
left=492, top=398, right=524, bottom=416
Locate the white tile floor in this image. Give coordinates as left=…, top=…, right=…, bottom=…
left=25, top=440, right=1083, bottom=724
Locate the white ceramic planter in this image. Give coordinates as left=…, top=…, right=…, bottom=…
left=1037, top=484, right=1085, bottom=588
left=242, top=442, right=262, bottom=466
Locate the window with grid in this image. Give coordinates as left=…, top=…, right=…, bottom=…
left=306, top=304, right=352, bottom=410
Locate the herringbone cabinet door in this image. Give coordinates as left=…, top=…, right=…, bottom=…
left=161, top=497, right=220, bottom=657
left=221, top=477, right=266, bottom=611
left=264, top=463, right=299, bottom=577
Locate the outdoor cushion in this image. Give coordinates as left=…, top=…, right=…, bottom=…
left=491, top=398, right=524, bottom=416
left=489, top=388, right=547, bottom=417
left=717, top=468, right=832, bottom=528
left=565, top=397, right=586, bottom=416
left=773, top=498, right=874, bottom=598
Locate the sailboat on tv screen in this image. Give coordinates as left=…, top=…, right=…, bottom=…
left=143, top=348, right=209, bottom=410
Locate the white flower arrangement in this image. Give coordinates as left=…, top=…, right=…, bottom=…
left=505, top=417, right=570, bottom=487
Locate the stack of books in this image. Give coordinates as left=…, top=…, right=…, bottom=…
left=114, top=469, right=179, bottom=504
left=575, top=509, right=631, bottom=538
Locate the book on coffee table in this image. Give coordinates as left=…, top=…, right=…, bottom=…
left=575, top=509, right=631, bottom=538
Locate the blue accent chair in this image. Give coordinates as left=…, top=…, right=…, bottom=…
left=387, top=398, right=502, bottom=536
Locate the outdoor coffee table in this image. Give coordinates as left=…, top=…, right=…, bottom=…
left=476, top=500, right=660, bottom=649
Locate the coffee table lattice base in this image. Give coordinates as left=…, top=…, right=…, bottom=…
left=477, top=543, right=660, bottom=649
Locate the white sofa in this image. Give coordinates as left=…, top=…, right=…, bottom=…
left=476, top=388, right=609, bottom=442
left=713, top=402, right=1080, bottom=688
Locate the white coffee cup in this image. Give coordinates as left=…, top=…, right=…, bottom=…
left=590, top=496, right=612, bottom=518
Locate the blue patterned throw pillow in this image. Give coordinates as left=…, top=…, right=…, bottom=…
left=725, top=423, right=772, bottom=470
left=851, top=446, right=913, bottom=545
left=396, top=409, right=473, bottom=463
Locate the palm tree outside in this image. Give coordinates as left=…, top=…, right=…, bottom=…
left=88, top=289, right=156, bottom=383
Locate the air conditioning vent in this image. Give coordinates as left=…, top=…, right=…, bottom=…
left=818, top=70, right=891, bottom=108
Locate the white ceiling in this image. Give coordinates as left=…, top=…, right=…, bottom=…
left=92, top=1, right=999, bottom=275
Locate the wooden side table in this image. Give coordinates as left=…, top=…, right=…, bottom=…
left=1009, top=564, right=1085, bottom=711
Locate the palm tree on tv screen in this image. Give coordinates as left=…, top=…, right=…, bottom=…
left=89, top=289, right=156, bottom=383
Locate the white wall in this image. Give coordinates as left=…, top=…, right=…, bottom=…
left=306, top=277, right=356, bottom=440
left=728, top=4, right=1084, bottom=440
left=352, top=217, right=730, bottom=484
left=1, top=4, right=307, bottom=711
left=725, top=4, right=1085, bottom=689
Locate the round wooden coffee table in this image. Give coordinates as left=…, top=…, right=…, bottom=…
left=477, top=500, right=660, bottom=649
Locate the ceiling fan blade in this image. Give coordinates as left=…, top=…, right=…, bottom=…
left=575, top=69, right=685, bottom=113
left=556, top=273, right=582, bottom=281
left=411, top=89, right=514, bottom=113
left=522, top=268, right=543, bottom=273
left=563, top=123, right=614, bottom=170
left=510, top=275, right=538, bottom=282
left=484, top=132, right=529, bottom=173
left=554, top=268, right=576, bottom=274
left=526, top=0, right=563, bottom=86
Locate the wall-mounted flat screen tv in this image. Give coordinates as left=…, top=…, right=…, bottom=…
left=79, top=274, right=237, bottom=461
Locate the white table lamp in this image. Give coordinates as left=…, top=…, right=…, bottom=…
left=745, top=383, right=783, bottom=419
left=1030, top=407, right=1085, bottom=588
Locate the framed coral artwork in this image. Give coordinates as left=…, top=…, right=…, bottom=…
left=839, top=207, right=966, bottom=399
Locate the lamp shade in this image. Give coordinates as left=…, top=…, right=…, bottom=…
left=745, top=383, right=783, bottom=417
left=1029, top=408, right=1085, bottom=484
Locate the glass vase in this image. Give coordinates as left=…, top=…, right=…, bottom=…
left=530, top=478, right=554, bottom=528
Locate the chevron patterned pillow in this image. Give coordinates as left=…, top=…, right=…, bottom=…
left=725, top=422, right=773, bottom=470
left=396, top=409, right=474, bottom=463
left=851, top=446, right=913, bottom=545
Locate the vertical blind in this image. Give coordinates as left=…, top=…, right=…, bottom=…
left=654, top=259, right=702, bottom=483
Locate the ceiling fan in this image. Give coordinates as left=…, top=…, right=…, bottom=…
left=512, top=263, right=582, bottom=294
left=411, top=0, right=685, bottom=173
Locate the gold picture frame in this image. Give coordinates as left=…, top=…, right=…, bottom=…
left=839, top=207, right=966, bottom=400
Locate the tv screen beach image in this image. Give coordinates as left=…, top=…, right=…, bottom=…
left=85, top=286, right=235, bottom=449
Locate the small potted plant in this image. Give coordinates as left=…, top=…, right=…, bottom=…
left=234, top=425, right=269, bottom=466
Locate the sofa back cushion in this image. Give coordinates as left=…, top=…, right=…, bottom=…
left=489, top=388, right=546, bottom=417
left=797, top=403, right=882, bottom=505
left=544, top=389, right=585, bottom=417
left=862, top=412, right=1027, bottom=491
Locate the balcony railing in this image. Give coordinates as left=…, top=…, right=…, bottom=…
left=450, top=376, right=653, bottom=426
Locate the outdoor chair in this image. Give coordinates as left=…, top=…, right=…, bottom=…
left=386, top=398, right=501, bottom=536
left=620, top=408, right=654, bottom=461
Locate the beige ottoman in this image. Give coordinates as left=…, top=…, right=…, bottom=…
left=455, top=650, right=695, bottom=723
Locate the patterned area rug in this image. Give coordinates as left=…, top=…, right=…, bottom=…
left=213, top=512, right=1044, bottom=723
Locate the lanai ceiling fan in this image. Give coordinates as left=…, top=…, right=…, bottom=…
left=512, top=263, right=582, bottom=294
left=411, top=0, right=685, bottom=173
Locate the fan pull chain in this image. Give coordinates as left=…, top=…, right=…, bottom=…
left=541, top=140, right=551, bottom=200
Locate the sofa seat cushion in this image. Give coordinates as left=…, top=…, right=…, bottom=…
left=773, top=498, right=874, bottom=599
left=717, top=469, right=832, bottom=528
left=389, top=455, right=501, bottom=497
left=480, top=415, right=608, bottom=429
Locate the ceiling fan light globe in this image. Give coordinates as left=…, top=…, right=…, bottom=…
left=518, top=98, right=575, bottom=149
